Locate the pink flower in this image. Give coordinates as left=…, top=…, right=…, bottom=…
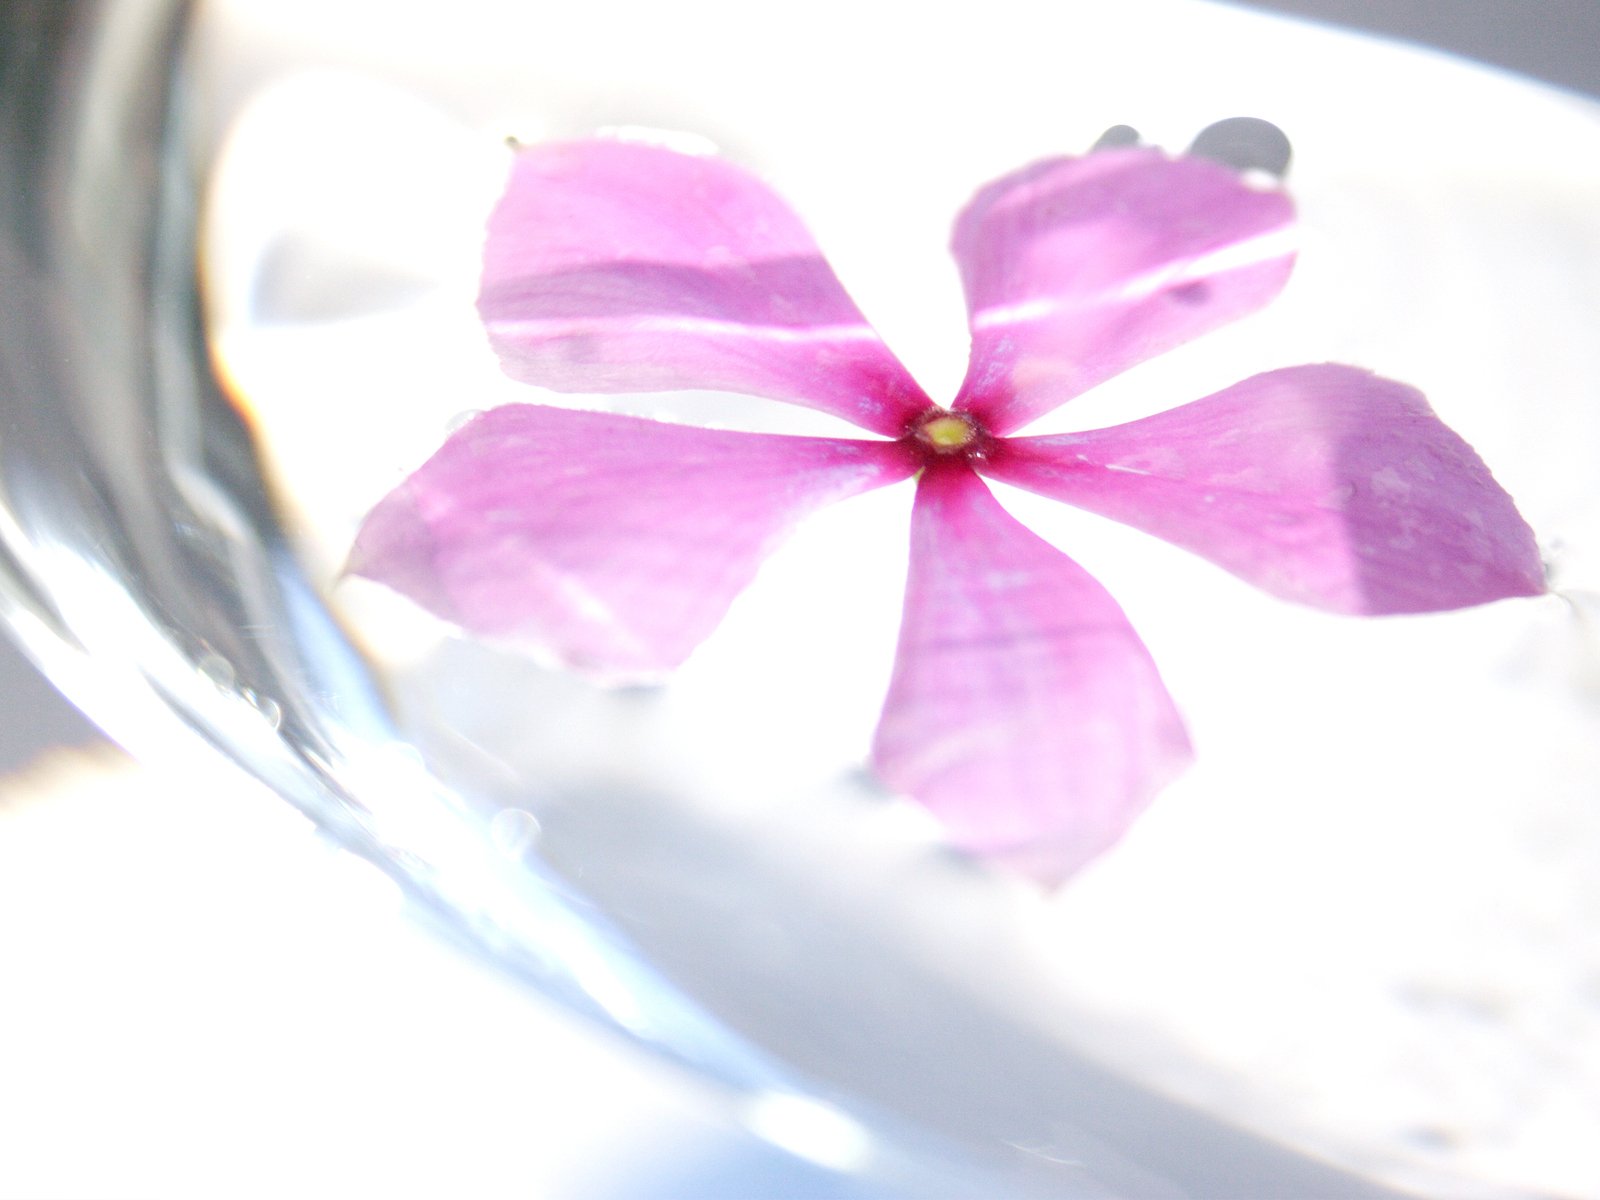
left=350, top=137, right=1544, bottom=884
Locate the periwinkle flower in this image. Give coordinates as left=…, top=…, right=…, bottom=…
left=350, top=136, right=1544, bottom=884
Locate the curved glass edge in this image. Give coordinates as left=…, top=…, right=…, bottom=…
left=0, top=0, right=788, bottom=1136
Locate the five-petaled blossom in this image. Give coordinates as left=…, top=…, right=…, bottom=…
left=350, top=137, right=1545, bottom=884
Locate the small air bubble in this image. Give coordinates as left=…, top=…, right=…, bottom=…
left=236, top=685, right=283, bottom=732
left=198, top=652, right=235, bottom=689
left=254, top=695, right=283, bottom=731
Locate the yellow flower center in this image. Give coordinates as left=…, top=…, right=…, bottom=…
left=918, top=412, right=977, bottom=452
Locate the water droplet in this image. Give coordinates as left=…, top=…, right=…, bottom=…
left=1188, top=117, right=1292, bottom=179
left=234, top=685, right=284, bottom=733
left=1091, top=124, right=1140, bottom=152
left=254, top=695, right=283, bottom=731
left=198, top=652, right=235, bottom=689
left=489, top=808, right=542, bottom=857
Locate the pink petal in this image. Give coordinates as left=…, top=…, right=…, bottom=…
left=349, top=405, right=917, bottom=675
left=984, top=364, right=1546, bottom=614
left=479, top=140, right=932, bottom=436
left=871, top=464, right=1192, bottom=885
left=950, top=148, right=1296, bottom=435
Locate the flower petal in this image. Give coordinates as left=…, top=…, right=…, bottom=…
left=349, top=404, right=917, bottom=675
left=984, top=364, right=1546, bottom=614
left=479, top=139, right=932, bottom=436
left=871, top=464, right=1191, bottom=885
left=951, top=148, right=1296, bottom=434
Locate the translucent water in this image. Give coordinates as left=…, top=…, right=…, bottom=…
left=3, top=3, right=1596, bottom=1196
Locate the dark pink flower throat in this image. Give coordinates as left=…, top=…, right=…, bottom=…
left=904, top=407, right=992, bottom=467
